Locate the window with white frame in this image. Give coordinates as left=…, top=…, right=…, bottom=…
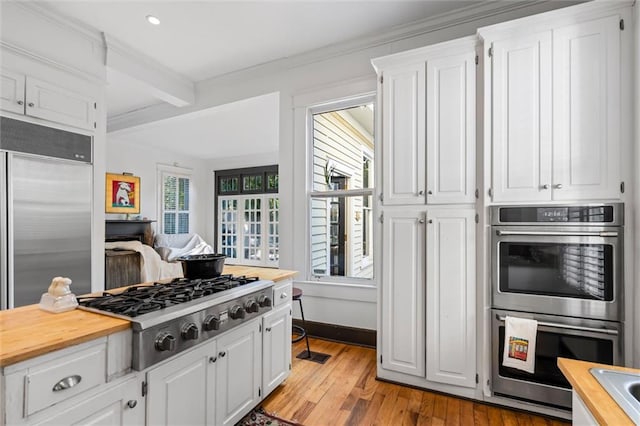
left=216, top=166, right=279, bottom=267
left=159, top=165, right=191, bottom=234
left=309, top=98, right=374, bottom=281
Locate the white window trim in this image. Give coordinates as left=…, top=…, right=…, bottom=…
left=157, top=164, right=193, bottom=235
left=218, top=193, right=279, bottom=268
left=361, top=147, right=374, bottom=268
left=307, top=93, right=376, bottom=285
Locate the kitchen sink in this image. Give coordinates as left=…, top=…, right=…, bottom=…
left=590, top=368, right=640, bottom=423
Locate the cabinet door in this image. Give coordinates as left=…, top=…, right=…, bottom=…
left=381, top=209, right=425, bottom=377
left=216, top=320, right=262, bottom=426
left=552, top=15, right=620, bottom=201
left=426, top=51, right=475, bottom=204
left=147, top=341, right=216, bottom=426
left=381, top=63, right=426, bottom=205
left=0, top=68, right=25, bottom=114
left=491, top=32, right=552, bottom=202
left=25, top=76, right=96, bottom=130
left=426, top=209, right=476, bottom=388
left=262, top=303, right=292, bottom=396
left=32, top=375, right=144, bottom=426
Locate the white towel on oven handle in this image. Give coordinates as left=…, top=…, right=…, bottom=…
left=502, top=316, right=538, bottom=374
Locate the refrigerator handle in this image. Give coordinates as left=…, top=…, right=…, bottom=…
left=1, top=152, right=7, bottom=310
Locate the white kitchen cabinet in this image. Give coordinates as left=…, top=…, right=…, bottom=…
left=426, top=209, right=476, bottom=388
left=572, top=391, right=598, bottom=426
left=32, top=374, right=144, bottom=426
left=490, top=31, right=553, bottom=203
left=146, top=340, right=216, bottom=426
left=0, top=68, right=96, bottom=131
left=488, top=13, right=623, bottom=203
left=380, top=209, right=425, bottom=377
left=426, top=51, right=476, bottom=204
left=0, top=68, right=25, bottom=115
left=215, top=319, right=262, bottom=426
left=373, top=37, right=476, bottom=207
left=552, top=15, right=621, bottom=201
left=262, top=303, right=292, bottom=396
left=379, top=63, right=426, bottom=206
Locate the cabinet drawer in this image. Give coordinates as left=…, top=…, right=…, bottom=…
left=273, top=281, right=292, bottom=307
left=24, top=344, right=107, bottom=417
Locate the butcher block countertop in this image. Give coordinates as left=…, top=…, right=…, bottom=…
left=0, top=305, right=130, bottom=368
left=0, top=266, right=297, bottom=368
left=558, top=357, right=637, bottom=425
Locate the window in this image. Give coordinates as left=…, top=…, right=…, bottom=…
left=216, top=166, right=279, bottom=267
left=159, top=165, right=191, bottom=234
left=309, top=99, right=374, bottom=281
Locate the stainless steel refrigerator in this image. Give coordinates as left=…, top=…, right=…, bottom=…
left=1, top=117, right=92, bottom=308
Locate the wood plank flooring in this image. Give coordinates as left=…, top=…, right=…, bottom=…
left=261, top=338, right=570, bottom=426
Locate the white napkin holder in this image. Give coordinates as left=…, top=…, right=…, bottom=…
left=39, top=277, right=78, bottom=313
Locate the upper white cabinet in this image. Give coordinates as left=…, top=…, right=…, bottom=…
left=373, top=37, right=476, bottom=206
left=0, top=68, right=97, bottom=131
left=485, top=11, right=624, bottom=203
left=426, top=51, right=476, bottom=204
left=426, top=209, right=476, bottom=388
left=380, top=63, right=426, bottom=205
left=552, top=15, right=621, bottom=201
left=491, top=32, right=552, bottom=203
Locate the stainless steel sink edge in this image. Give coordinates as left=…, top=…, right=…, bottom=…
left=589, top=367, right=640, bottom=424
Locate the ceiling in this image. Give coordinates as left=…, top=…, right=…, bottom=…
left=29, top=1, right=515, bottom=159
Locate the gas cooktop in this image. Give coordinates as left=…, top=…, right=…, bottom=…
left=77, top=275, right=261, bottom=317
left=78, top=274, right=274, bottom=370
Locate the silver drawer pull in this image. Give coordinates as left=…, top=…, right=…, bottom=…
left=280, top=293, right=287, bottom=299
left=52, top=375, right=82, bottom=392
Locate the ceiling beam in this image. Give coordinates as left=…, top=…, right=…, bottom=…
left=104, top=33, right=195, bottom=107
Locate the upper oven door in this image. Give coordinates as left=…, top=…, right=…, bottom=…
left=492, top=226, right=622, bottom=321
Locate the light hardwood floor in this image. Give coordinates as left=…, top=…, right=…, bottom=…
left=262, top=337, right=570, bottom=426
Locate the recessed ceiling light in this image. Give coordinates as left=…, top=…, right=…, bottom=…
left=146, top=15, right=160, bottom=25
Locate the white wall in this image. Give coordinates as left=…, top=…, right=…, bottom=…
left=106, top=136, right=211, bottom=242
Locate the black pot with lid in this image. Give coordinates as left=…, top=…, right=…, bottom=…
left=177, top=253, right=226, bottom=279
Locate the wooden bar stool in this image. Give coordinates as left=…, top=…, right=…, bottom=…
left=292, top=287, right=311, bottom=358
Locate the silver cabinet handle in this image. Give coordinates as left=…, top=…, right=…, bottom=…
left=427, top=190, right=433, bottom=195
left=27, top=102, right=34, bottom=107
left=418, top=190, right=424, bottom=196
left=127, top=400, right=137, bottom=409
left=280, top=293, right=287, bottom=299
left=266, top=327, right=272, bottom=332
left=209, top=356, right=217, bottom=363
left=555, top=184, right=563, bottom=189
left=52, top=375, right=82, bottom=392
left=541, top=184, right=550, bottom=190
left=17, top=100, right=24, bottom=106
left=419, top=219, right=425, bottom=224
left=428, top=219, right=433, bottom=224
left=219, top=351, right=226, bottom=358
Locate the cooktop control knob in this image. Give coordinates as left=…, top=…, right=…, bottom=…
left=245, top=300, right=259, bottom=313
left=257, top=295, right=272, bottom=308
left=203, top=315, right=220, bottom=331
left=155, top=332, right=176, bottom=352
left=181, top=323, right=200, bottom=340
left=230, top=305, right=245, bottom=320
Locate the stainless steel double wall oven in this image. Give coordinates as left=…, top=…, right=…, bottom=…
left=490, top=204, right=624, bottom=409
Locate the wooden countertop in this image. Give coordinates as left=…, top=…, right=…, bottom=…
left=0, top=267, right=297, bottom=368
left=0, top=305, right=130, bottom=368
left=222, top=265, right=297, bottom=282
left=558, top=357, right=637, bottom=425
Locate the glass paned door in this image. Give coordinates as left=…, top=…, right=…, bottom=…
left=243, top=197, right=262, bottom=262
left=219, top=199, right=239, bottom=260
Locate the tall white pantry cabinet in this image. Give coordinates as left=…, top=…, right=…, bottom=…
left=372, top=36, right=478, bottom=394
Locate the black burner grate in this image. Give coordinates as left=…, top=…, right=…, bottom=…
left=78, top=275, right=260, bottom=317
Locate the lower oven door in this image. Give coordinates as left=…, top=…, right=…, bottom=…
left=491, top=309, right=622, bottom=409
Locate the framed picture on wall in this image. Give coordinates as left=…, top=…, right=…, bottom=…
left=105, top=173, right=141, bottom=214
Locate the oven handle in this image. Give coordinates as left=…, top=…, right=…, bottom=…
left=496, top=315, right=619, bottom=335
left=495, top=230, right=618, bottom=237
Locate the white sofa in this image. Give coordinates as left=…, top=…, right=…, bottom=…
left=154, top=233, right=214, bottom=261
